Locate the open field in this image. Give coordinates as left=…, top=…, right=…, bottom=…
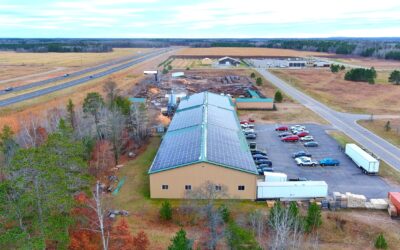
left=358, top=119, right=400, bottom=148
left=0, top=48, right=151, bottom=83
left=176, top=47, right=331, bottom=57
left=270, top=68, right=400, bottom=114
left=326, top=56, right=400, bottom=70
left=0, top=50, right=174, bottom=131
left=169, top=58, right=214, bottom=69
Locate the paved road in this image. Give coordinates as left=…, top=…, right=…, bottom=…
left=0, top=48, right=171, bottom=95
left=0, top=48, right=173, bottom=107
left=256, top=68, right=400, bottom=171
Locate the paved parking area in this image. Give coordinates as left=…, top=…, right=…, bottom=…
left=254, top=124, right=400, bottom=198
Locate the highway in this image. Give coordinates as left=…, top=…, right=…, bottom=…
left=0, top=48, right=169, bottom=95
left=0, top=48, right=173, bottom=107
left=256, top=68, right=400, bottom=172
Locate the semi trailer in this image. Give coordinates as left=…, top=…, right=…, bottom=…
left=345, top=144, right=379, bottom=174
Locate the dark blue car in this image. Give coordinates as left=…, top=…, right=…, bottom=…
left=319, top=158, right=340, bottom=166
left=292, top=151, right=312, bottom=158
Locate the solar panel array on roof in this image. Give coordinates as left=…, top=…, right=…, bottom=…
left=168, top=105, right=203, bottom=132
left=149, top=91, right=258, bottom=175
left=150, top=126, right=202, bottom=172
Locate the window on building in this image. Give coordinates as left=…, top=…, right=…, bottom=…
left=238, top=185, right=245, bottom=191
left=185, top=185, right=192, bottom=190
left=162, top=185, right=168, bottom=190
left=215, top=185, right=222, bottom=191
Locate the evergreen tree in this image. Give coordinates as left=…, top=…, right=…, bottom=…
left=0, top=125, right=18, bottom=167
left=250, top=72, right=256, bottom=78
left=82, top=92, right=104, bottom=138
left=375, top=233, right=388, bottom=249
left=168, top=229, right=192, bottom=250
left=389, top=70, right=400, bottom=85
left=274, top=90, right=283, bottom=103
left=226, top=222, right=261, bottom=250
left=219, top=204, right=230, bottom=223
left=384, top=121, right=391, bottom=132
left=256, top=77, right=263, bottom=86
left=66, top=99, right=76, bottom=129
left=160, top=201, right=172, bottom=221
left=305, top=202, right=322, bottom=232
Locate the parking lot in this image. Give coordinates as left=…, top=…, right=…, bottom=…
left=254, top=124, right=400, bottom=198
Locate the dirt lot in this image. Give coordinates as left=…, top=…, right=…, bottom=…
left=0, top=50, right=173, bottom=132
left=0, top=48, right=151, bottom=84
left=271, top=68, right=400, bottom=114
left=177, top=47, right=331, bottom=57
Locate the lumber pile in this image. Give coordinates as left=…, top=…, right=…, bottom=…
left=346, top=192, right=367, bottom=208
left=369, top=199, right=388, bottom=210
left=333, top=192, right=348, bottom=208
left=388, top=204, right=398, bottom=217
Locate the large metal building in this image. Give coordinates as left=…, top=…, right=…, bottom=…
left=149, top=92, right=258, bottom=199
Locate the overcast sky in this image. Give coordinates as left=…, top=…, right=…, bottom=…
left=1, top=0, right=400, bottom=38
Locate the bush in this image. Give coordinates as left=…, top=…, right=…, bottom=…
left=186, top=67, right=190, bottom=70
left=330, top=64, right=340, bottom=73
left=274, top=90, right=283, bottom=103
left=250, top=72, right=256, bottom=78
left=167, top=65, right=172, bottom=70
left=160, top=201, right=172, bottom=221
left=375, top=233, right=388, bottom=249
left=226, top=222, right=261, bottom=250
left=219, top=204, right=230, bottom=223
left=344, top=67, right=376, bottom=84
left=340, top=65, right=346, bottom=70
left=256, top=77, right=263, bottom=86
left=162, top=68, right=168, bottom=74
left=389, top=70, right=400, bottom=85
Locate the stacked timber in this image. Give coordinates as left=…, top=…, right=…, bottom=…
left=388, top=203, right=398, bottom=217
left=346, top=192, right=367, bottom=208
left=370, top=199, right=388, bottom=210
left=333, top=192, right=348, bottom=208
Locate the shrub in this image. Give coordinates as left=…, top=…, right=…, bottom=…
left=219, top=204, right=230, bottom=223
left=389, top=70, right=400, bottom=85
left=168, top=229, right=192, bottom=250
left=256, top=77, right=263, bottom=86
left=226, top=222, right=261, bottom=250
left=250, top=72, right=256, bottom=78
left=344, top=67, right=376, bottom=84
left=186, top=67, right=190, bottom=70
left=274, top=90, right=283, bottom=103
left=162, top=68, right=168, bottom=74
left=167, top=65, right=172, bottom=70
left=330, top=64, right=340, bottom=73
left=305, top=202, right=322, bottom=233
left=375, top=233, right=388, bottom=249
left=160, top=201, right=172, bottom=221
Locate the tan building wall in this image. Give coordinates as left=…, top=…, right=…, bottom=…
left=236, top=102, right=274, bottom=110
left=149, top=162, right=257, bottom=200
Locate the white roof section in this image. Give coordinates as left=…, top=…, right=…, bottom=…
left=346, top=144, right=378, bottom=162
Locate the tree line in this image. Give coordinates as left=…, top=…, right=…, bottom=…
left=0, top=80, right=149, bottom=249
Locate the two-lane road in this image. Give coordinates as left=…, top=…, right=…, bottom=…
left=257, top=68, right=400, bottom=171
left=0, top=48, right=174, bottom=107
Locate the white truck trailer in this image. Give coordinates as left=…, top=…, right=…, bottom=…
left=263, top=172, right=287, bottom=182
left=257, top=181, right=328, bottom=200
left=345, top=143, right=379, bottom=174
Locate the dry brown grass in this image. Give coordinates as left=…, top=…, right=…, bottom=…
left=358, top=119, right=400, bottom=148
left=0, top=50, right=174, bottom=132
left=327, top=56, right=400, bottom=70
left=177, top=47, right=331, bottom=57
left=169, top=58, right=212, bottom=69
left=0, top=48, right=151, bottom=85
left=271, top=68, right=400, bottom=114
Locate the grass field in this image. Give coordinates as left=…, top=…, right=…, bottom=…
left=177, top=47, right=331, bottom=57
left=358, top=119, right=400, bottom=148
left=271, top=68, right=400, bottom=114
left=169, top=58, right=213, bottom=69
left=0, top=48, right=151, bottom=83
left=327, top=56, right=400, bottom=70
left=328, top=130, right=400, bottom=185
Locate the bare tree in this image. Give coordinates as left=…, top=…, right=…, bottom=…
left=17, top=114, right=46, bottom=148
left=185, top=181, right=228, bottom=250
left=128, top=102, right=149, bottom=146
left=249, top=210, right=266, bottom=246
left=103, top=80, right=120, bottom=106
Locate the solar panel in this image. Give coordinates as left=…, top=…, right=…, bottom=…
left=150, top=125, right=202, bottom=172
left=168, top=106, right=203, bottom=131
left=206, top=124, right=257, bottom=173
left=177, top=92, right=205, bottom=110
left=207, top=105, right=238, bottom=130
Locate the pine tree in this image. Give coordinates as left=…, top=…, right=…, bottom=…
left=274, top=90, right=283, bottom=103
left=66, top=98, right=76, bottom=129
left=250, top=72, right=256, bottom=78
left=384, top=121, right=391, bottom=132
left=160, top=201, right=172, bottom=221
left=168, top=229, right=192, bottom=250
left=375, top=233, right=388, bottom=249
left=133, top=231, right=149, bottom=250
left=305, top=202, right=322, bottom=232
left=256, top=77, right=263, bottom=86
left=219, top=204, right=230, bottom=223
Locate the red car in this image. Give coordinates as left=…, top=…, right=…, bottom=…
left=240, top=120, right=249, bottom=124
left=297, top=131, right=309, bottom=137
left=248, top=118, right=255, bottom=123
left=275, top=126, right=289, bottom=131
left=281, top=135, right=299, bottom=142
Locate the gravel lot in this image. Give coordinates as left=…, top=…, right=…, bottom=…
left=254, top=124, right=400, bottom=198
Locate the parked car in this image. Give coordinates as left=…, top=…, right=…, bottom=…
left=281, top=135, right=299, bottom=142
left=89, top=75, right=94, bottom=78
left=295, top=156, right=318, bottom=167
left=278, top=132, right=292, bottom=137
left=244, top=130, right=257, bottom=136
left=258, top=161, right=273, bottom=167
left=253, top=154, right=268, bottom=159
left=290, top=125, right=306, bottom=131
left=260, top=166, right=274, bottom=172
left=240, top=120, right=249, bottom=124
left=253, top=156, right=269, bottom=161
left=63, top=73, right=70, bottom=77
left=293, top=129, right=309, bottom=135
left=300, top=135, right=314, bottom=141
left=275, top=126, right=289, bottom=131
left=292, top=151, right=312, bottom=158
left=243, top=128, right=255, bottom=133
left=246, top=133, right=257, bottom=140
left=319, top=158, right=340, bottom=166
left=251, top=150, right=267, bottom=156
left=304, top=141, right=319, bottom=147
left=296, top=131, right=310, bottom=137
left=255, top=159, right=271, bottom=165
left=4, top=87, right=13, bottom=92
left=248, top=118, right=255, bottom=123
left=289, top=177, right=308, bottom=181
